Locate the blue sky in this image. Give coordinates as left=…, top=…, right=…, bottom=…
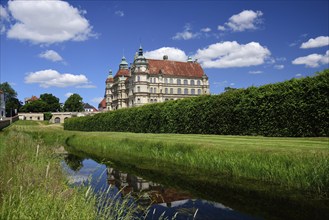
left=0, top=0, right=328, bottom=106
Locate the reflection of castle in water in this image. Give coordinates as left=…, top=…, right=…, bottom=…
left=107, top=167, right=191, bottom=206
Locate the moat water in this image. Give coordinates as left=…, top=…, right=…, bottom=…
left=61, top=151, right=328, bottom=220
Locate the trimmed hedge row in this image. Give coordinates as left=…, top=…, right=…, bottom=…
left=64, top=69, right=329, bottom=137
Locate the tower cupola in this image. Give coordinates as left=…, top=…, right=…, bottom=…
left=119, top=56, right=129, bottom=70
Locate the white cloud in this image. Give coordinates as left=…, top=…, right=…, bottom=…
left=0, top=4, right=9, bottom=34
left=249, top=70, right=263, bottom=74
left=25, top=69, right=90, bottom=88
left=172, top=23, right=200, bottom=40
left=91, top=97, right=103, bottom=104
left=115, top=10, right=124, bottom=17
left=194, top=41, right=271, bottom=68
left=292, top=50, right=329, bottom=68
left=39, top=50, right=63, bottom=62
left=217, top=25, right=226, bottom=31
left=201, top=27, right=211, bottom=32
left=300, top=36, right=329, bottom=49
left=6, top=0, right=94, bottom=44
left=274, top=64, right=284, bottom=70
left=295, top=74, right=302, bottom=77
left=218, top=10, right=263, bottom=32
left=65, top=92, right=73, bottom=98
left=76, top=84, right=96, bottom=88
left=144, top=47, right=188, bottom=62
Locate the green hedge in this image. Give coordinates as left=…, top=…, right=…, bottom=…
left=64, top=69, right=329, bottom=137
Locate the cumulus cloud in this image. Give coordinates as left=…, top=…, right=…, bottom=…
left=274, top=64, right=284, bottom=70
left=6, top=0, right=95, bottom=44
left=0, top=4, right=9, bottom=34
left=65, top=92, right=73, bottom=98
left=194, top=41, right=271, bottom=68
left=249, top=70, right=263, bottom=74
left=295, top=73, right=302, bottom=77
left=144, top=47, right=188, bottom=62
left=172, top=23, right=200, bottom=40
left=115, top=10, right=124, bottom=17
left=300, top=36, right=329, bottom=49
left=39, top=50, right=63, bottom=62
left=201, top=27, right=211, bottom=32
left=292, top=50, right=329, bottom=67
left=25, top=69, right=91, bottom=88
left=218, top=10, right=263, bottom=32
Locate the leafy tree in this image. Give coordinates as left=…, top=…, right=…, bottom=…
left=20, top=100, right=48, bottom=113
left=40, top=93, right=60, bottom=112
left=63, top=93, right=84, bottom=112
left=0, top=82, right=21, bottom=117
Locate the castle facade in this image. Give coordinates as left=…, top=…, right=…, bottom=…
left=104, top=47, right=210, bottom=111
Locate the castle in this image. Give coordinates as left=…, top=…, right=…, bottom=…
left=101, top=46, right=210, bottom=111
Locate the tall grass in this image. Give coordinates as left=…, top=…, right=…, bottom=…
left=0, top=125, right=147, bottom=220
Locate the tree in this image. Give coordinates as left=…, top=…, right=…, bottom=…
left=40, top=93, right=60, bottom=112
left=20, top=100, right=48, bottom=113
left=63, top=93, right=84, bottom=112
left=0, top=82, right=21, bottom=117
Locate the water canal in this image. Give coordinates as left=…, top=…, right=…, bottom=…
left=62, top=149, right=328, bottom=220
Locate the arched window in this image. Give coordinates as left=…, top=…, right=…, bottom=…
left=178, top=88, right=181, bottom=94
left=191, top=80, right=195, bottom=85
left=150, top=88, right=153, bottom=93
left=154, top=78, right=157, bottom=83
left=150, top=78, right=152, bottom=83
left=184, top=88, right=188, bottom=94
left=177, top=79, right=181, bottom=85
left=170, top=88, right=173, bottom=94
left=197, top=80, right=201, bottom=86
left=165, top=88, right=168, bottom=94
left=154, top=99, right=157, bottom=102
left=191, top=89, right=195, bottom=95
left=165, top=78, right=168, bottom=84
left=154, top=88, right=157, bottom=93
left=184, top=79, right=188, bottom=85
left=150, top=99, right=153, bottom=103
left=170, top=78, right=173, bottom=84
left=137, top=76, right=140, bottom=81
left=137, top=98, right=141, bottom=103
left=198, top=89, right=201, bottom=95
left=137, top=86, right=140, bottom=92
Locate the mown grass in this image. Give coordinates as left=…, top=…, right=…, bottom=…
left=0, top=122, right=147, bottom=220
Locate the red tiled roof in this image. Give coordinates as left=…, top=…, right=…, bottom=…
left=148, top=59, right=204, bottom=78
left=98, top=98, right=106, bottom=108
left=114, top=69, right=130, bottom=78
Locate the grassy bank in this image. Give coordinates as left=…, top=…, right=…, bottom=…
left=0, top=121, right=143, bottom=220
left=2, top=121, right=329, bottom=219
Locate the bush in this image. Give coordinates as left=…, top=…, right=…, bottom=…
left=64, top=69, right=329, bottom=137
left=44, top=112, right=53, bottom=121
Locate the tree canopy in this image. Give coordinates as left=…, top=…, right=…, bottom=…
left=63, top=94, right=84, bottom=112
left=40, top=93, right=60, bottom=112
left=0, top=82, right=21, bottom=116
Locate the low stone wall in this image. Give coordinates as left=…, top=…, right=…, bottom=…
left=0, top=118, right=10, bottom=130
left=18, top=113, right=44, bottom=121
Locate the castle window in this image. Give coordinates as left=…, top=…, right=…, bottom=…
left=184, top=79, right=188, bottom=85
left=150, top=88, right=153, bottom=93
left=150, top=78, right=152, bottom=83
left=184, top=88, right=188, bottom=94
left=150, top=99, right=153, bottom=103
left=197, top=80, right=201, bottom=86
left=191, top=89, right=195, bottom=95
left=137, top=86, right=140, bottom=92
left=154, top=99, right=157, bottom=103
left=170, top=88, right=173, bottom=94
left=191, top=80, right=195, bottom=85
left=154, top=88, right=157, bottom=93
left=137, top=76, right=140, bottom=81
left=198, top=89, right=201, bottom=95
left=165, top=78, right=168, bottom=84
left=137, top=98, right=141, bottom=103
left=177, top=79, right=181, bottom=85
left=165, top=88, right=168, bottom=94
left=178, top=88, right=181, bottom=94
left=170, top=78, right=173, bottom=84
left=154, top=78, right=157, bottom=83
